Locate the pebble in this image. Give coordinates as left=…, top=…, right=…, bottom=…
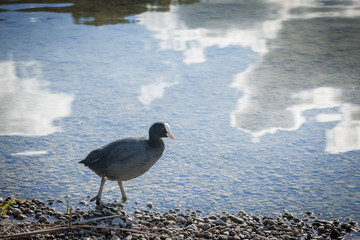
left=0, top=196, right=359, bottom=240
left=146, top=202, right=153, bottom=209
left=17, top=214, right=27, bottom=220
left=38, top=215, right=48, bottom=223
left=202, top=222, right=211, bottom=230
left=111, top=217, right=124, bottom=226
left=214, top=219, right=226, bottom=225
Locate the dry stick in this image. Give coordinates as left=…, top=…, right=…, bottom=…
left=66, top=196, right=69, bottom=214
left=1, top=196, right=172, bottom=239
left=2, top=211, right=172, bottom=240
left=204, top=225, right=220, bottom=232
left=1, top=223, right=14, bottom=234
left=1, top=226, right=69, bottom=239
left=0, top=215, right=123, bottom=228
left=69, top=202, right=72, bottom=229
left=2, top=224, right=172, bottom=239
left=73, top=214, right=123, bottom=225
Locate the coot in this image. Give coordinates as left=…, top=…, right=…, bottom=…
left=79, top=122, right=175, bottom=207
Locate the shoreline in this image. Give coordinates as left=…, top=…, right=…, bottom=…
left=1, top=196, right=359, bottom=240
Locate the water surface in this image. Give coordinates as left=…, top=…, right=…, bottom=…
left=0, top=0, right=359, bottom=223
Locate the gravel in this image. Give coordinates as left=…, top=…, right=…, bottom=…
left=0, top=196, right=359, bottom=239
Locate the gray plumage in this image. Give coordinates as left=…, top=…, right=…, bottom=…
left=80, top=137, right=164, bottom=181
left=79, top=122, right=175, bottom=206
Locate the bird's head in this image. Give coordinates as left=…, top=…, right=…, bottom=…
left=149, top=122, right=175, bottom=140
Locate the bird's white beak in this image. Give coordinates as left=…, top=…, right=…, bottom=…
left=166, top=132, right=176, bottom=140
left=164, top=123, right=176, bottom=140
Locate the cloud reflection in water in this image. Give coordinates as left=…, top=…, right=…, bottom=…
left=0, top=60, right=74, bottom=136
left=230, top=0, right=360, bottom=153
left=321, top=104, right=360, bottom=154
left=139, top=0, right=360, bottom=153
left=137, top=78, right=177, bottom=105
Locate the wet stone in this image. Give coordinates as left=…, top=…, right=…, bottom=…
left=214, top=219, right=226, bottom=225
left=165, top=214, right=176, bottom=221
left=11, top=208, right=22, bottom=217
left=38, top=215, right=48, bottom=223
left=209, top=215, right=218, bottom=220
left=202, top=222, right=211, bottom=230
left=219, top=235, right=228, bottom=240
left=0, top=196, right=359, bottom=240
left=146, top=202, right=153, bottom=209
left=17, top=214, right=27, bottom=220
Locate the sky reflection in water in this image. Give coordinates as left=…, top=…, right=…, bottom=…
left=0, top=0, right=359, bottom=222
left=0, top=60, right=73, bottom=137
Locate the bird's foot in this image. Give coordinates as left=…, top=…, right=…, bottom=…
left=90, top=195, right=111, bottom=209
left=122, top=197, right=127, bottom=204
left=107, top=201, right=124, bottom=208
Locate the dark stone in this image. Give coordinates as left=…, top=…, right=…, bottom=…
left=330, top=229, right=340, bottom=239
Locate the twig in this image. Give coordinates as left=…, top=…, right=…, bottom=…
left=1, top=223, right=14, bottom=234
left=1, top=226, right=69, bottom=239
left=69, top=202, right=72, bottom=228
left=204, top=225, right=219, bottom=232
left=1, top=224, right=173, bottom=239
left=1, top=196, right=174, bottom=239
left=66, top=195, right=69, bottom=214
left=73, top=215, right=123, bottom=225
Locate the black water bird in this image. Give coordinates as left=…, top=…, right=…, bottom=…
left=79, top=122, right=175, bottom=207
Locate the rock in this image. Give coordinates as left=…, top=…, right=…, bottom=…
left=204, top=231, right=212, bottom=238
left=219, top=235, right=228, bottom=240
left=176, top=216, right=186, bottom=224
left=214, top=219, right=226, bottom=225
left=165, top=214, right=176, bottom=221
left=17, top=214, right=27, bottom=220
left=38, top=215, right=48, bottom=223
left=185, top=224, right=198, bottom=232
left=202, top=223, right=211, bottom=230
left=55, top=212, right=62, bottom=218
left=220, top=216, right=227, bottom=222
left=228, top=215, right=244, bottom=224
left=305, top=211, right=313, bottom=216
left=318, top=225, right=325, bottom=232
left=209, top=215, right=218, bottom=220
left=349, top=221, right=357, bottom=226
left=330, top=229, right=341, bottom=238
left=112, top=217, right=124, bottom=226
left=12, top=208, right=22, bottom=217
left=35, top=212, right=42, bottom=219
left=0, top=195, right=358, bottom=240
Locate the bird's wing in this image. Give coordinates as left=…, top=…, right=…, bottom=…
left=80, top=138, right=146, bottom=169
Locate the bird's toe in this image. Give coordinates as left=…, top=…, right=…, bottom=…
left=96, top=199, right=111, bottom=209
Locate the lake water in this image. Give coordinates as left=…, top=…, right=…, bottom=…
left=1, top=0, right=359, bottom=223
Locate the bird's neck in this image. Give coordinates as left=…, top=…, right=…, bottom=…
left=148, top=137, right=164, bottom=148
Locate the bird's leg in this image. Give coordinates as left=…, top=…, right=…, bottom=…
left=117, top=181, right=127, bottom=203
left=90, top=177, right=109, bottom=208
